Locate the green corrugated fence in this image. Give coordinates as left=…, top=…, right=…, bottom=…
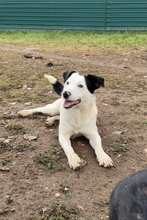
left=0, top=0, right=147, bottom=30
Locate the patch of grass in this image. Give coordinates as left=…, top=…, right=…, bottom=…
left=110, top=120, right=115, bottom=125
left=36, top=149, right=65, bottom=172
left=94, top=198, right=106, bottom=206
left=111, top=139, right=129, bottom=155
left=78, top=152, right=86, bottom=160
left=135, top=119, right=147, bottom=126
left=6, top=90, right=26, bottom=99
left=1, top=114, right=16, bottom=119
left=38, top=204, right=79, bottom=220
left=130, top=103, right=140, bottom=111
left=13, top=144, right=31, bottom=152
left=112, top=100, right=120, bottom=106
left=111, top=96, right=120, bottom=106
left=127, top=136, right=136, bottom=142
left=131, top=88, right=138, bottom=93
left=5, top=124, right=26, bottom=133
left=0, top=30, right=147, bottom=48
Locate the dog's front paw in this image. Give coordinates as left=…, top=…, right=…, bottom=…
left=46, top=116, right=54, bottom=126
left=18, top=110, right=31, bottom=117
left=97, top=153, right=113, bottom=167
left=68, top=153, right=86, bottom=170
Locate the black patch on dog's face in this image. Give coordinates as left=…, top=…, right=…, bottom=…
left=63, top=70, right=78, bottom=83
left=84, top=75, right=104, bottom=93
left=52, top=81, right=63, bottom=96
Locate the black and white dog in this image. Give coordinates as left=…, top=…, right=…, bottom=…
left=109, top=168, right=147, bottom=220
left=18, top=70, right=113, bottom=170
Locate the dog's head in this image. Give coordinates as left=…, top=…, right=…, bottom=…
left=62, top=70, right=104, bottom=109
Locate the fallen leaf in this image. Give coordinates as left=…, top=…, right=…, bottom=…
left=23, top=134, right=38, bottom=141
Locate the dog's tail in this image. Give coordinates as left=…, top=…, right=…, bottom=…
left=44, top=74, right=63, bottom=96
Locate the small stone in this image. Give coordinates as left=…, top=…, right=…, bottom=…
left=24, top=102, right=32, bottom=106
left=77, top=206, right=84, bottom=211
left=22, top=85, right=27, bottom=89
left=9, top=102, right=16, bottom=105
left=113, top=131, right=122, bottom=135
left=55, top=193, right=61, bottom=198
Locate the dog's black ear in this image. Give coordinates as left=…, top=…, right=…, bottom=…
left=63, top=70, right=78, bottom=83
left=85, top=74, right=104, bottom=93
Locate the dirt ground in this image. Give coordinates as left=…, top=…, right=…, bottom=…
left=0, top=43, right=147, bottom=220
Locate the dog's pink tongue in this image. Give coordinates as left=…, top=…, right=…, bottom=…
left=63, top=100, right=74, bottom=108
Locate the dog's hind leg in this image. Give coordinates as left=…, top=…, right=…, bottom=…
left=18, top=98, right=62, bottom=117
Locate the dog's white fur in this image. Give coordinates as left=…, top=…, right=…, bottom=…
left=18, top=72, right=113, bottom=170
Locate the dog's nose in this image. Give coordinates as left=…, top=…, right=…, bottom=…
left=63, top=91, right=71, bottom=99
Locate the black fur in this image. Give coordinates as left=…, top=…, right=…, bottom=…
left=109, top=168, right=147, bottom=220
left=52, top=81, right=63, bottom=96
left=63, top=70, right=78, bottom=83
left=84, top=74, right=104, bottom=93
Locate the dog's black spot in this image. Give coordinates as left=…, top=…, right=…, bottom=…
left=63, top=70, right=78, bottom=83
left=52, top=81, right=63, bottom=96
left=109, top=168, right=147, bottom=220
left=84, top=75, right=104, bottom=93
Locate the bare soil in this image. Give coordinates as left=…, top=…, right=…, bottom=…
left=0, top=43, right=147, bottom=220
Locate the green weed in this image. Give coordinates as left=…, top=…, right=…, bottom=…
left=94, top=198, right=106, bottom=206
left=135, top=119, right=147, bottom=125
left=36, top=149, right=65, bottom=172
left=112, top=100, right=120, bottom=106
left=1, top=114, right=16, bottom=119
left=128, top=136, right=136, bottom=142
left=131, top=88, right=138, bottom=93
left=111, top=96, right=119, bottom=106
left=111, top=139, right=129, bottom=155
left=39, top=204, right=79, bottom=220
left=130, top=103, right=140, bottom=111
left=13, top=144, right=30, bottom=152
left=5, top=124, right=26, bottom=133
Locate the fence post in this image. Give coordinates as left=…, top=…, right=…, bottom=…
left=105, top=0, right=109, bottom=30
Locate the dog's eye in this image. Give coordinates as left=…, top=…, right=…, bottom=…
left=66, top=81, right=69, bottom=85
left=78, top=84, right=83, bottom=88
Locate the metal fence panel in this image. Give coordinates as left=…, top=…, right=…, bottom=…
left=0, top=0, right=107, bottom=30
left=0, top=0, right=147, bottom=30
left=107, top=1, right=147, bottom=30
